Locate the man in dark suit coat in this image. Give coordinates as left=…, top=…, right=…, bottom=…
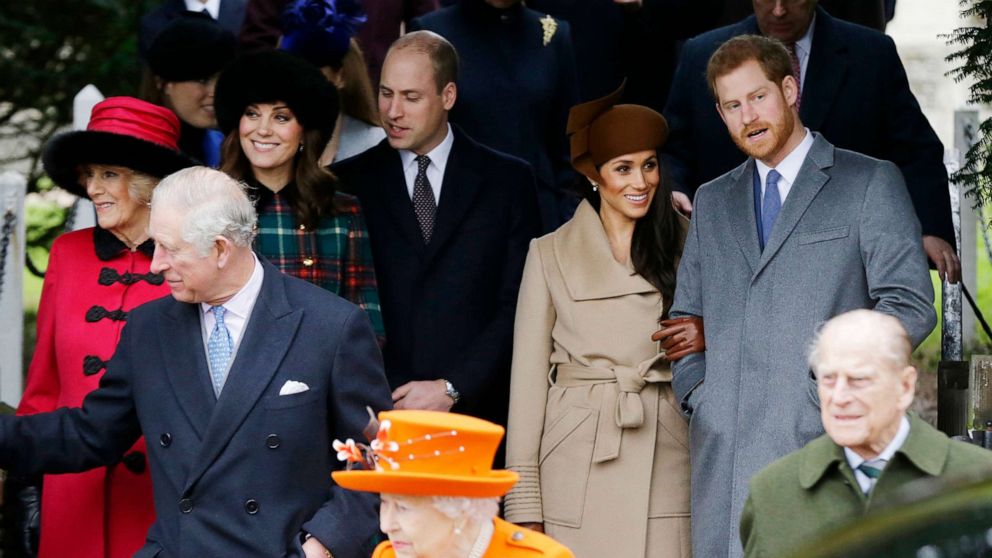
left=740, top=310, right=992, bottom=558
left=334, top=31, right=541, bottom=428
left=0, top=167, right=392, bottom=557
left=662, top=1, right=960, bottom=282
left=139, top=0, right=247, bottom=60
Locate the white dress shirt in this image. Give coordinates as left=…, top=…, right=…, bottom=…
left=793, top=14, right=815, bottom=89
left=399, top=124, right=454, bottom=203
left=755, top=128, right=814, bottom=204
left=185, top=0, right=220, bottom=19
left=200, top=252, right=264, bottom=358
left=844, top=415, right=911, bottom=493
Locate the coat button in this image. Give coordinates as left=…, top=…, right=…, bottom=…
left=160, top=433, right=172, bottom=447
left=179, top=498, right=193, bottom=513
left=302, top=257, right=314, bottom=267
left=245, top=499, right=260, bottom=515
left=512, top=531, right=525, bottom=541
left=266, top=434, right=280, bottom=449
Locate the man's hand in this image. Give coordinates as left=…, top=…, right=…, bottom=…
left=392, top=380, right=454, bottom=412
left=922, top=235, right=961, bottom=284
left=672, top=191, right=692, bottom=216
left=302, top=535, right=331, bottom=557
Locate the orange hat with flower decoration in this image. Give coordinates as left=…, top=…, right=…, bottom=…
left=332, top=410, right=518, bottom=498
left=567, top=80, right=669, bottom=184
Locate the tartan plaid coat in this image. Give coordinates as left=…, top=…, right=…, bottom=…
left=253, top=181, right=385, bottom=340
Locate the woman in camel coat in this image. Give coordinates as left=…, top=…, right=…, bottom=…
left=504, top=83, right=703, bottom=558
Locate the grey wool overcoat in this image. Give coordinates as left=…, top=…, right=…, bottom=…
left=669, top=133, right=936, bottom=558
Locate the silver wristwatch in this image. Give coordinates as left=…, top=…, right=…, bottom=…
left=442, top=379, right=460, bottom=404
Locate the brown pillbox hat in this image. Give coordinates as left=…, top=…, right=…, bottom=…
left=567, top=81, right=668, bottom=183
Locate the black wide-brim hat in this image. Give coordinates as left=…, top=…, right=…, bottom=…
left=146, top=12, right=238, bottom=82
left=214, top=49, right=339, bottom=140
left=43, top=97, right=199, bottom=198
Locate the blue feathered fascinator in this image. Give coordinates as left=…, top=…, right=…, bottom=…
left=281, top=0, right=367, bottom=69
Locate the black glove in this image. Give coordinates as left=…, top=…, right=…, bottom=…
left=6, top=474, right=41, bottom=557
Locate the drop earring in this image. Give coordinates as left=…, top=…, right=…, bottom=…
left=298, top=143, right=304, bottom=153
left=592, top=183, right=598, bottom=192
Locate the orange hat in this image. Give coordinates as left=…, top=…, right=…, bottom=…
left=567, top=80, right=669, bottom=184
left=332, top=410, right=518, bottom=498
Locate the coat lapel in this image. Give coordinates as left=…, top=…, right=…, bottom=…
left=183, top=261, right=303, bottom=492
left=556, top=201, right=656, bottom=300
left=162, top=301, right=215, bottom=439
left=724, top=160, right=761, bottom=275
left=754, top=134, right=833, bottom=277
left=423, top=131, right=483, bottom=264
left=799, top=9, right=848, bottom=131
left=372, top=144, right=428, bottom=258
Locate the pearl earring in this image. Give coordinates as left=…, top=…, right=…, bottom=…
left=298, top=143, right=304, bottom=153
left=592, top=184, right=598, bottom=192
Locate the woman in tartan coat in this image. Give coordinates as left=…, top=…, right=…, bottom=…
left=215, top=49, right=385, bottom=339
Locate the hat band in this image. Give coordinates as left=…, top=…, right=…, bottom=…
left=88, top=109, right=181, bottom=151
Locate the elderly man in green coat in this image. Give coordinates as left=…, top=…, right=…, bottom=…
left=740, top=309, right=992, bottom=558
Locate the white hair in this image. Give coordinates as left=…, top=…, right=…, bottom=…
left=430, top=496, right=500, bottom=524
left=807, top=309, right=912, bottom=375
left=152, top=166, right=257, bottom=256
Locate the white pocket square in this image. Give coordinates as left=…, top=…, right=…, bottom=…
left=279, top=380, right=310, bottom=396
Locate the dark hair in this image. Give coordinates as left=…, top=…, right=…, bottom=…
left=579, top=155, right=685, bottom=319
left=389, top=30, right=459, bottom=93
left=706, top=35, right=794, bottom=102
left=337, top=39, right=379, bottom=127
left=220, top=127, right=339, bottom=229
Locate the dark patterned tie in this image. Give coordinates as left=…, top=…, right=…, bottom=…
left=787, top=43, right=802, bottom=110
left=413, top=155, right=436, bottom=243
left=857, top=459, right=887, bottom=494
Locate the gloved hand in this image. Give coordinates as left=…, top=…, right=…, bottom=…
left=6, top=474, right=41, bottom=557
left=652, top=316, right=705, bottom=361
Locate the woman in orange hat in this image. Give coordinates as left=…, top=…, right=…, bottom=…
left=503, top=83, right=704, bottom=557
left=333, top=410, right=575, bottom=558
left=12, top=97, right=195, bottom=558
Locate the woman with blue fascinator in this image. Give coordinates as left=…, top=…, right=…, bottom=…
left=281, top=0, right=385, bottom=164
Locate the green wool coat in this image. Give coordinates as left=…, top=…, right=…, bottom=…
left=740, top=413, right=992, bottom=558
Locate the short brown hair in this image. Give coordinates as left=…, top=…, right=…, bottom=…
left=390, top=31, right=459, bottom=93
left=706, top=35, right=794, bottom=101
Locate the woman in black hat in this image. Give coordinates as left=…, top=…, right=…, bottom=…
left=142, top=13, right=238, bottom=166
left=215, top=48, right=385, bottom=340
left=14, top=97, right=196, bottom=558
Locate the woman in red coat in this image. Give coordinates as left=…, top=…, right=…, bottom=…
left=13, top=97, right=196, bottom=558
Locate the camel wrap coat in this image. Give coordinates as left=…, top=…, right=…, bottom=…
left=505, top=200, right=691, bottom=558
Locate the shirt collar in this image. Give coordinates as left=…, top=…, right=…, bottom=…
left=185, top=0, right=220, bottom=19
left=794, top=13, right=815, bottom=60
left=399, top=124, right=454, bottom=175
left=755, top=128, right=814, bottom=186
left=844, top=415, right=911, bottom=470
left=200, top=252, right=263, bottom=320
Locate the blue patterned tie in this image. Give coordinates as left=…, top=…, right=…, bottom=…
left=207, top=306, right=233, bottom=397
left=762, top=170, right=783, bottom=247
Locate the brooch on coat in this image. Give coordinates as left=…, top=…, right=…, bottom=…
left=540, top=15, right=557, bottom=46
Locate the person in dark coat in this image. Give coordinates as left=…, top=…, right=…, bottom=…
left=139, top=0, right=247, bottom=60
left=409, top=0, right=579, bottom=232
left=142, top=14, right=239, bottom=167
left=740, top=310, right=992, bottom=558
left=0, top=166, right=393, bottom=558
left=662, top=1, right=960, bottom=283
left=333, top=31, right=541, bottom=429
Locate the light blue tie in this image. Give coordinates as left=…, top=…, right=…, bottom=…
left=761, top=169, right=783, bottom=247
left=207, top=306, right=233, bottom=397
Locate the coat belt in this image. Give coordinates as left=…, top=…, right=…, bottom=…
left=554, top=354, right=670, bottom=463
